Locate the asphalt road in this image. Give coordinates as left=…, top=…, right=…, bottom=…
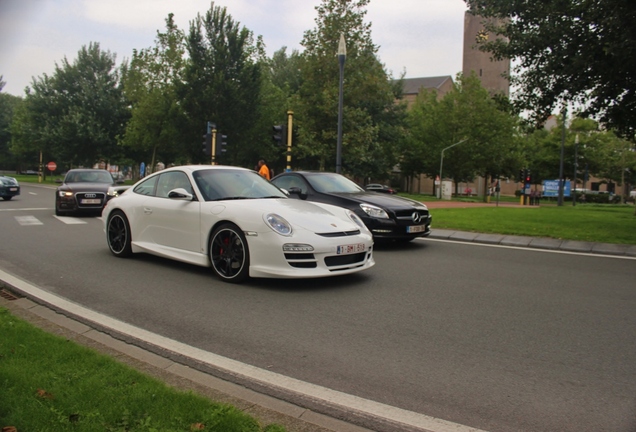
left=2, top=183, right=636, bottom=432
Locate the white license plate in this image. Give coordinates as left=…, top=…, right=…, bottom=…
left=9, top=187, right=17, bottom=191
left=407, top=225, right=426, bottom=233
left=337, top=243, right=366, bottom=255
left=81, top=198, right=101, bottom=204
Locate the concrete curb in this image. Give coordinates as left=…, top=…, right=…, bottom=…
left=428, top=229, right=636, bottom=257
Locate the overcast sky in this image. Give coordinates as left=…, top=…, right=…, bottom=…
left=0, top=0, right=468, bottom=97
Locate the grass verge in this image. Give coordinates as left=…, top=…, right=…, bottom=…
left=431, top=204, right=636, bottom=244
left=0, top=307, right=285, bottom=432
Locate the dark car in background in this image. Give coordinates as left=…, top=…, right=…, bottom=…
left=0, top=175, right=21, bottom=201
left=365, top=183, right=397, bottom=194
left=55, top=169, right=125, bottom=216
left=271, top=171, right=432, bottom=242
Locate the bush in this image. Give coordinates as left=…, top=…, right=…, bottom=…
left=574, top=191, right=625, bottom=204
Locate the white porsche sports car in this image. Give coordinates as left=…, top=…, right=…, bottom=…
left=103, top=165, right=374, bottom=283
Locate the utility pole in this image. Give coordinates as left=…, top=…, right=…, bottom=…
left=286, top=110, right=294, bottom=172
left=558, top=107, right=566, bottom=206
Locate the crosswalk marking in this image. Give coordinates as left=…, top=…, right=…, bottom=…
left=53, top=216, right=88, bottom=225
left=15, top=216, right=43, bottom=226
left=0, top=208, right=50, bottom=212
left=12, top=215, right=96, bottom=226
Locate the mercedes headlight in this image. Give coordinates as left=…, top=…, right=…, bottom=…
left=360, top=203, right=389, bottom=219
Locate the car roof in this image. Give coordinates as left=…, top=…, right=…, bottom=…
left=157, top=165, right=252, bottom=174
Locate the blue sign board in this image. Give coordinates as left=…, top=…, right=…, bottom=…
left=543, top=180, right=571, bottom=197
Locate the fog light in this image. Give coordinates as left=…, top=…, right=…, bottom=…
left=283, top=244, right=314, bottom=252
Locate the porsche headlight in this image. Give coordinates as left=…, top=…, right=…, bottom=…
left=360, top=203, right=389, bottom=219
left=346, top=210, right=366, bottom=229
left=264, top=213, right=292, bottom=236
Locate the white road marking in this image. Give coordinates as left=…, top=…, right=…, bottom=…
left=0, top=208, right=50, bottom=212
left=14, top=216, right=43, bottom=226
left=53, top=216, right=87, bottom=225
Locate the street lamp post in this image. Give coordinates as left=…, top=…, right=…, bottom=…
left=438, top=139, right=468, bottom=198
left=336, top=34, right=346, bottom=174
left=573, top=134, right=579, bottom=206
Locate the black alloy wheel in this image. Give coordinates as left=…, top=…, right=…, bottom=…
left=209, top=223, right=250, bottom=283
left=107, top=210, right=132, bottom=257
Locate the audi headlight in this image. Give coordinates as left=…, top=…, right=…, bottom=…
left=58, top=190, right=73, bottom=197
left=264, top=213, right=292, bottom=236
left=360, top=203, right=389, bottom=219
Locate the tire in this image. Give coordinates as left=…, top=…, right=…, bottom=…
left=54, top=197, right=66, bottom=216
left=209, top=223, right=250, bottom=283
left=107, top=210, right=132, bottom=257
left=2, top=196, right=12, bottom=201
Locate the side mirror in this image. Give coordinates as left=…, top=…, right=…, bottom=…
left=168, top=188, right=194, bottom=201
left=288, top=187, right=307, bottom=200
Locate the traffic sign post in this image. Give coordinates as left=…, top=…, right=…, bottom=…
left=46, top=162, right=57, bottom=181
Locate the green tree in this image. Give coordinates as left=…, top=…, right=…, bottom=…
left=121, top=13, right=186, bottom=174
left=293, top=0, right=407, bottom=179
left=464, top=0, right=636, bottom=139
left=0, top=77, right=24, bottom=171
left=406, top=73, right=520, bottom=197
left=181, top=2, right=263, bottom=167
left=524, top=116, right=636, bottom=203
left=11, top=43, right=128, bottom=171
left=269, top=47, right=303, bottom=95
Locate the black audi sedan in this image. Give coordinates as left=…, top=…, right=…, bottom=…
left=55, top=169, right=125, bottom=216
left=271, top=171, right=432, bottom=242
left=0, top=175, right=20, bottom=201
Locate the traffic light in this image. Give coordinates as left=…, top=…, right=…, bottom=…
left=518, top=169, right=524, bottom=182
left=525, top=169, right=531, bottom=184
left=272, top=124, right=286, bottom=146
left=202, top=133, right=212, bottom=156
left=216, top=134, right=227, bottom=155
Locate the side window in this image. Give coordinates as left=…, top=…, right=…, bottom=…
left=156, top=171, right=192, bottom=198
left=133, top=176, right=158, bottom=196
left=193, top=170, right=222, bottom=201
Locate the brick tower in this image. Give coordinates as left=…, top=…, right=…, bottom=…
left=462, top=11, right=510, bottom=96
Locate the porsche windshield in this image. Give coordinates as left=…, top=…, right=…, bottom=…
left=193, top=169, right=287, bottom=201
